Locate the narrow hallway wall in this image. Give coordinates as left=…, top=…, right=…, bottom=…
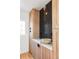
left=20, top=9, right=29, bottom=53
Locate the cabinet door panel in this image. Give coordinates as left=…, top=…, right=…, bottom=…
left=41, top=46, right=46, bottom=59
left=32, top=9, right=39, bottom=39
left=45, top=48, right=50, bottom=59
left=31, top=40, right=37, bottom=59
left=36, top=44, right=42, bottom=59
left=41, top=46, right=53, bottom=59
left=50, top=51, right=53, bottom=59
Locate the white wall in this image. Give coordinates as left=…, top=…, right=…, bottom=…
left=20, top=10, right=29, bottom=53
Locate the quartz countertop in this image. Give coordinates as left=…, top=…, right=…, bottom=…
left=32, top=39, right=52, bottom=51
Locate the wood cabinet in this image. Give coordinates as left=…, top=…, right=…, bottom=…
left=29, top=9, right=39, bottom=53
left=31, top=40, right=37, bottom=59
left=31, top=40, right=42, bottom=59
left=31, top=39, right=53, bottom=59
left=52, top=0, right=59, bottom=59
left=36, top=43, right=42, bottom=59
left=50, top=50, right=53, bottom=59
left=41, top=46, right=46, bottom=59
left=41, top=45, right=53, bottom=59
left=30, top=9, right=39, bottom=39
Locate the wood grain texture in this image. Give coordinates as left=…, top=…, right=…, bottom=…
left=52, top=0, right=59, bottom=29
left=50, top=50, right=53, bottom=59
left=36, top=43, right=42, bottom=59
left=45, top=47, right=50, bottom=59
left=30, top=9, right=39, bottom=39
left=41, top=45, right=53, bottom=59
left=52, top=0, right=59, bottom=59
left=41, top=46, right=46, bottom=59
left=52, top=29, right=59, bottom=59
left=20, top=53, right=33, bottom=59
left=31, top=40, right=36, bottom=59
left=29, top=9, right=39, bottom=54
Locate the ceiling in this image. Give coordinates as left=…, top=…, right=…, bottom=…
left=20, top=0, right=51, bottom=12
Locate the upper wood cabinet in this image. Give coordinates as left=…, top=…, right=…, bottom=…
left=52, top=0, right=59, bottom=29
left=30, top=9, right=39, bottom=39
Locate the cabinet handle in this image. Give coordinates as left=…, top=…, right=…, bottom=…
left=37, top=44, right=40, bottom=47
left=29, top=27, right=31, bottom=32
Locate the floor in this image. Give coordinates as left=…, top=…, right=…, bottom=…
left=20, top=53, right=33, bottom=59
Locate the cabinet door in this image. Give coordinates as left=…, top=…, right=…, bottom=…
left=31, top=40, right=42, bottom=59
left=31, top=40, right=37, bottom=59
left=29, top=9, right=39, bottom=55
left=36, top=43, right=42, bottom=59
left=50, top=50, right=53, bottom=59
left=45, top=48, right=50, bottom=59
left=30, top=9, right=39, bottom=39
left=41, top=46, right=46, bottom=59
left=41, top=46, right=53, bottom=59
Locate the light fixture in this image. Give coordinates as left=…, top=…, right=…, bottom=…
left=43, top=6, right=48, bottom=15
